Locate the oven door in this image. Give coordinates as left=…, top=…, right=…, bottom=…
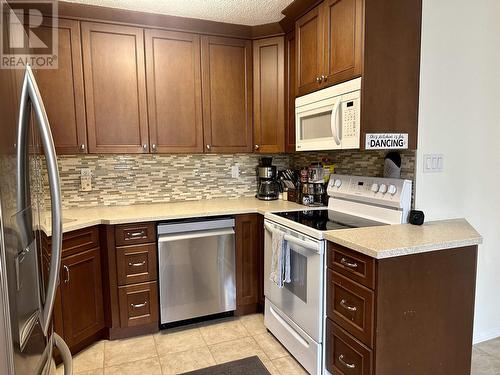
left=263, top=220, right=324, bottom=342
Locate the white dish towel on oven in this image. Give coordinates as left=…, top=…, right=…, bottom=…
left=270, top=231, right=291, bottom=288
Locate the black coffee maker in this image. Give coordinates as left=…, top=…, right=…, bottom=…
left=256, top=157, right=280, bottom=200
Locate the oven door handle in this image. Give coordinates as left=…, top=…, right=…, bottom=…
left=264, top=222, right=322, bottom=254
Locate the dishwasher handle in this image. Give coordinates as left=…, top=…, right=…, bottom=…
left=158, top=228, right=234, bottom=243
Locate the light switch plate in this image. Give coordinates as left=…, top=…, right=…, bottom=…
left=231, top=165, right=240, bottom=178
left=423, top=154, right=444, bottom=173
left=80, top=168, right=92, bottom=191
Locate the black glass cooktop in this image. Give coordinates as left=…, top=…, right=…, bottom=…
left=273, top=209, right=386, bottom=231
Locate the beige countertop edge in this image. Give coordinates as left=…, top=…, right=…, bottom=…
left=326, top=235, right=483, bottom=259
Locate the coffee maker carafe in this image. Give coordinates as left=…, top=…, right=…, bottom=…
left=256, top=157, right=279, bottom=200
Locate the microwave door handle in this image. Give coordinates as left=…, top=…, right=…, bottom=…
left=20, top=66, right=63, bottom=336
left=330, top=100, right=341, bottom=146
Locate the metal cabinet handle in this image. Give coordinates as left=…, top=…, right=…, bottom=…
left=128, top=260, right=146, bottom=267
left=142, top=144, right=148, bottom=150
left=17, top=66, right=62, bottom=336
left=321, top=75, right=327, bottom=82
left=340, top=257, right=358, bottom=269
left=316, top=76, right=322, bottom=83
left=338, top=354, right=355, bottom=369
left=340, top=299, right=357, bottom=312
left=63, top=265, right=70, bottom=284
left=130, top=302, right=147, bottom=309
left=206, top=144, right=211, bottom=150
left=152, top=143, right=157, bottom=152
left=80, top=144, right=85, bottom=151
left=254, top=144, right=260, bottom=150
left=127, top=230, right=145, bottom=238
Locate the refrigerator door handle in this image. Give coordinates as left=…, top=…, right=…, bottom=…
left=17, top=66, right=62, bottom=336
left=54, top=333, right=72, bottom=375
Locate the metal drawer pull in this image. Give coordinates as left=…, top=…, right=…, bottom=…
left=128, top=230, right=145, bottom=238
left=340, top=257, right=358, bottom=269
left=338, top=354, right=356, bottom=369
left=130, top=302, right=147, bottom=309
left=63, top=265, right=70, bottom=284
left=340, top=299, right=357, bottom=312
left=128, top=260, right=146, bottom=267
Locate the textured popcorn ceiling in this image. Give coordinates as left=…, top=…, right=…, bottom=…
left=63, top=0, right=294, bottom=26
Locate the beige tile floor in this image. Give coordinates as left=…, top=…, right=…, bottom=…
left=57, top=314, right=500, bottom=375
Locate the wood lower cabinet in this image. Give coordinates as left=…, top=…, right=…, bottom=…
left=145, top=29, right=204, bottom=153
left=201, top=36, right=253, bottom=153
left=35, top=18, right=87, bottom=154
left=252, top=37, right=285, bottom=153
left=42, top=226, right=105, bottom=353
left=60, top=247, right=105, bottom=348
left=118, top=281, right=159, bottom=327
left=81, top=22, right=149, bottom=154
left=235, top=214, right=264, bottom=315
left=325, top=243, right=478, bottom=375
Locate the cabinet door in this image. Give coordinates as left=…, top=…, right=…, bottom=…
left=253, top=37, right=285, bottom=153
left=201, top=36, right=253, bottom=153
left=323, top=0, right=364, bottom=86
left=235, top=214, right=263, bottom=315
left=60, top=248, right=104, bottom=347
left=35, top=19, right=87, bottom=154
left=145, top=30, right=204, bottom=153
left=296, top=6, right=324, bottom=96
left=81, top=22, right=149, bottom=153
left=285, top=31, right=296, bottom=153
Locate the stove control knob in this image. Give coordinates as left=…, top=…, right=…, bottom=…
left=379, top=184, right=388, bottom=194
left=388, top=184, right=397, bottom=195
left=371, top=183, right=379, bottom=193
left=334, top=179, right=342, bottom=188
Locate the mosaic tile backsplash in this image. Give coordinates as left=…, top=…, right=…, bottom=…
left=47, top=150, right=415, bottom=209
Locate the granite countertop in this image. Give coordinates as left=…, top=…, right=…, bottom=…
left=324, top=218, right=483, bottom=259
left=41, top=197, right=307, bottom=235
left=41, top=198, right=482, bottom=259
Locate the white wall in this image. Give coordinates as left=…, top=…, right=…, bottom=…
left=416, top=0, right=500, bottom=343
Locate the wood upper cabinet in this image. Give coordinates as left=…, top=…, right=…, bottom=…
left=235, top=214, right=263, bottom=315
left=253, top=37, right=285, bottom=153
left=296, top=6, right=323, bottom=96
left=296, top=0, right=364, bottom=96
left=323, top=0, right=364, bottom=86
left=145, top=30, right=204, bottom=153
left=285, top=31, right=297, bottom=153
left=60, top=247, right=105, bottom=348
left=81, top=22, right=149, bottom=153
left=35, top=19, right=87, bottom=154
left=201, top=36, right=253, bottom=153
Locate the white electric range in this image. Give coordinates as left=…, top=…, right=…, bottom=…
left=263, top=174, right=412, bottom=375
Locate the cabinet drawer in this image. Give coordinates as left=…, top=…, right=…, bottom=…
left=326, top=319, right=372, bottom=375
left=116, top=243, right=157, bottom=286
left=327, top=270, right=374, bottom=347
left=46, top=226, right=99, bottom=258
left=115, top=223, right=156, bottom=246
left=118, top=281, right=158, bottom=327
left=328, top=243, right=375, bottom=289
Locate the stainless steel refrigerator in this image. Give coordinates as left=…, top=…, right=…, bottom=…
left=0, top=3, right=72, bottom=374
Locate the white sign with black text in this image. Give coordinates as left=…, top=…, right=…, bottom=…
left=365, top=133, right=408, bottom=150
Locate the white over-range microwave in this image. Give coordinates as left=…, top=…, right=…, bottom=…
left=295, top=77, right=361, bottom=151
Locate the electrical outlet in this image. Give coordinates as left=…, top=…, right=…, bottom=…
left=423, top=154, right=444, bottom=173
left=231, top=165, right=240, bottom=178
left=80, top=168, right=92, bottom=191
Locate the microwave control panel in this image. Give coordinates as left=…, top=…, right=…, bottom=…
left=341, top=97, right=360, bottom=138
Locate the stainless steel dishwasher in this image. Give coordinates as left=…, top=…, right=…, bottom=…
left=158, top=218, right=236, bottom=325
